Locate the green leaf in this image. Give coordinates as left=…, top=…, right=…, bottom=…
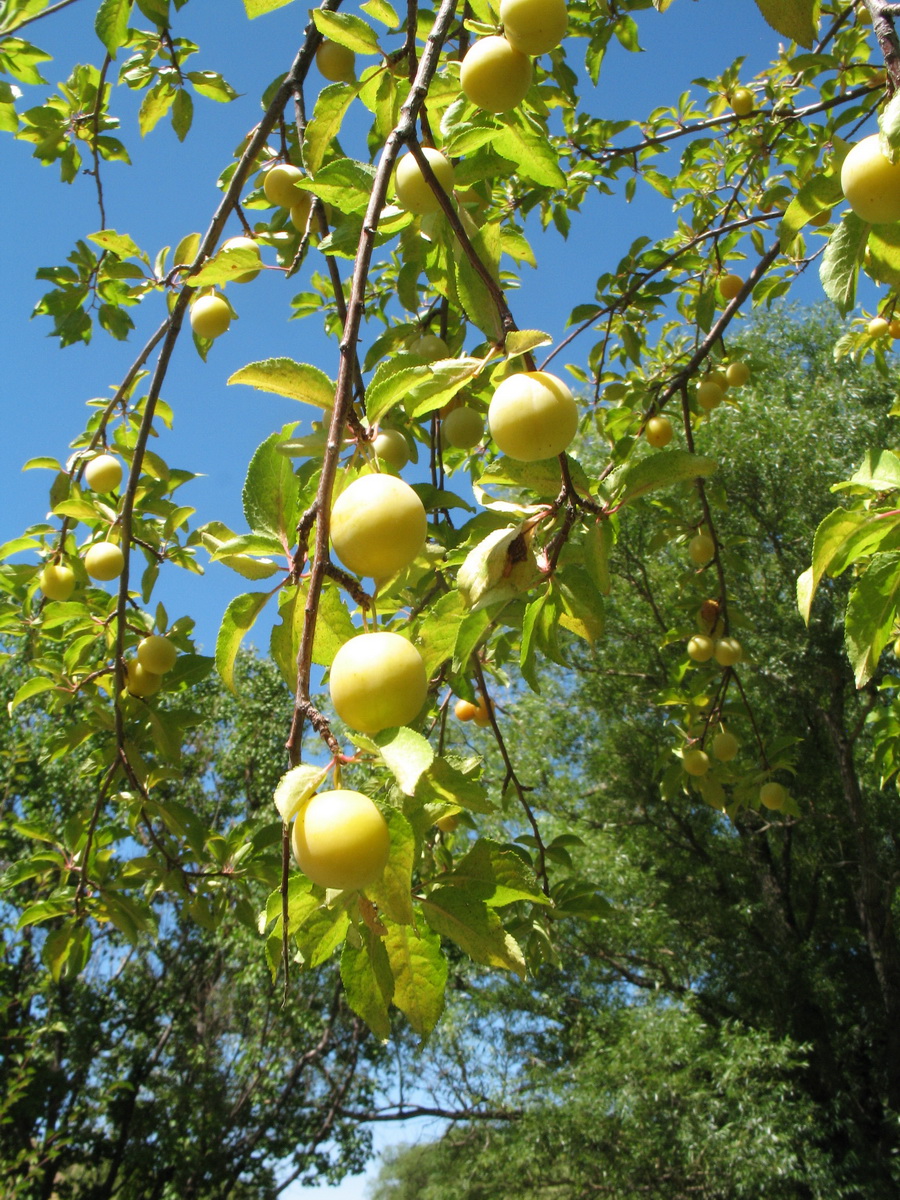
left=583, top=519, right=613, bottom=594
left=845, top=551, right=900, bottom=687
left=186, top=70, right=238, bottom=102
left=304, top=82, right=358, bottom=176
left=87, top=229, right=146, bottom=261
left=382, top=919, right=447, bottom=1041
left=171, top=88, right=193, bottom=141
left=415, top=757, right=493, bottom=814
left=215, top=592, right=272, bottom=693
left=753, top=0, right=819, bottom=47
left=341, top=929, right=394, bottom=1040
left=273, top=763, right=330, bottom=822
left=421, top=888, right=526, bottom=977
left=453, top=226, right=504, bottom=342
left=458, top=525, right=542, bottom=612
left=243, top=0, right=295, bottom=14
left=867, top=223, right=900, bottom=289
left=242, top=426, right=300, bottom=545
left=449, top=838, right=549, bottom=907
left=847, top=450, right=900, bottom=492
left=228, top=358, right=335, bottom=409
left=366, top=806, right=416, bottom=925
left=138, top=80, right=175, bottom=137
left=799, top=507, right=900, bottom=623
left=311, top=582, right=356, bottom=668
left=361, top=0, right=399, bottom=26
left=556, top=566, right=604, bottom=644
left=293, top=903, right=351, bottom=967
left=366, top=363, right=429, bottom=424
left=94, top=0, right=132, bottom=57
left=416, top=590, right=467, bottom=677
left=820, top=211, right=868, bottom=315
left=505, top=329, right=553, bottom=359
left=299, top=158, right=376, bottom=216
left=9, top=676, right=59, bottom=714
left=313, top=8, right=380, bottom=53
left=778, top=171, right=843, bottom=247
left=43, top=923, right=92, bottom=983
left=186, top=244, right=260, bottom=287
left=493, top=111, right=566, bottom=189
left=608, top=450, right=718, bottom=508
left=375, top=727, right=434, bottom=796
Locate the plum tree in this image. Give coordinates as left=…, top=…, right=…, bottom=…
left=460, top=36, right=533, bottom=113
left=291, top=790, right=390, bottom=891
left=330, top=474, right=427, bottom=580
left=488, top=371, right=579, bottom=461
left=84, top=454, right=122, bottom=493
left=841, top=133, right=900, bottom=224
left=329, top=632, right=428, bottom=734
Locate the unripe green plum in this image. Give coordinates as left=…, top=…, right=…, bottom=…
left=292, top=789, right=390, bottom=890
left=725, top=360, right=750, bottom=387
left=460, top=36, right=532, bottom=113
left=126, top=659, right=162, bottom=697
left=329, top=631, right=427, bottom=733
left=84, top=454, right=123, bottom=493
left=316, top=40, right=356, bottom=83
left=645, top=415, right=673, bottom=448
left=499, top=0, right=568, bottom=55
left=395, top=149, right=455, bottom=215
left=841, top=134, right=900, bottom=225
left=696, top=380, right=724, bottom=411
left=488, top=371, right=579, bottom=461
left=443, top=405, right=484, bottom=450
left=290, top=193, right=313, bottom=232
left=408, top=332, right=449, bottom=360
left=682, top=748, right=710, bottom=777
left=435, top=812, right=460, bottom=833
left=688, top=533, right=715, bottom=566
left=731, top=87, right=754, bottom=117
left=190, top=294, right=231, bottom=340
left=39, top=563, right=76, bottom=601
left=759, top=781, right=787, bottom=811
left=331, top=473, right=427, bottom=580
left=84, top=541, right=124, bottom=581
left=372, top=429, right=410, bottom=470
left=222, top=236, right=261, bottom=282
left=718, top=273, right=744, bottom=301
left=263, top=163, right=304, bottom=208
left=687, top=634, right=715, bottom=663
left=712, top=730, right=740, bottom=762
left=714, top=636, right=742, bottom=667
left=137, top=634, right=178, bottom=675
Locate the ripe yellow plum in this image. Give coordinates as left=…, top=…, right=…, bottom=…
left=408, top=332, right=449, bottom=360
left=329, top=631, right=428, bottom=734
left=841, top=134, right=900, bottom=225
left=126, top=659, right=162, bottom=698
left=645, top=415, right=673, bottom=448
left=316, top=40, right=356, bottom=82
left=499, top=0, right=568, bottom=55
left=292, top=789, right=390, bottom=891
left=460, top=36, right=532, bottom=114
left=84, top=454, right=122, bottom=493
left=454, top=698, right=478, bottom=721
left=725, top=360, right=751, bottom=387
left=190, top=294, right=231, bottom=340
left=869, top=316, right=890, bottom=337
left=696, top=379, right=724, bottom=411
left=221, top=236, right=261, bottom=282
left=331, top=473, right=427, bottom=580
left=688, top=533, right=715, bottom=566
left=712, top=730, right=740, bottom=762
left=84, top=541, right=124, bottom=581
left=718, top=273, right=744, bottom=301
left=759, top=781, right=787, bottom=811
left=443, top=405, right=484, bottom=450
left=137, top=634, right=178, bottom=675
left=714, top=637, right=742, bottom=667
left=263, top=163, right=304, bottom=208
left=395, top=148, right=455, bottom=215
left=39, top=563, right=76, bottom=601
left=488, top=371, right=579, bottom=461
left=687, top=634, right=716, bottom=663
left=290, top=193, right=313, bottom=232
left=682, top=748, right=710, bottom=777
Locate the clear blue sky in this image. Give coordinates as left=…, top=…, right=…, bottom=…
left=0, top=1, right=830, bottom=1194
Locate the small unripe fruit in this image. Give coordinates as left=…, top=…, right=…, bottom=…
left=731, top=87, right=754, bottom=117
left=84, top=541, right=124, bottom=581
left=712, top=730, right=740, bottom=762
left=316, top=40, right=356, bottom=83
left=126, top=659, right=162, bottom=698
left=869, top=316, right=890, bottom=338
left=435, top=813, right=460, bottom=833
left=84, top=454, right=123, bottom=493
left=718, top=273, right=744, bottom=301
left=725, top=360, right=751, bottom=387
left=682, top=748, right=710, bottom=777
left=841, top=134, right=900, bottom=225
left=645, top=415, right=673, bottom=448
left=499, top=0, right=568, bottom=55
left=759, top=781, right=787, bottom=811
left=39, top=563, right=76, bottom=601
left=331, top=474, right=427, bottom=580
left=221, top=236, right=261, bottom=282
left=696, top=380, right=724, bottom=411
left=372, top=429, right=410, bottom=470
left=687, top=634, right=716, bottom=663
left=714, top=636, right=742, bottom=667
left=263, top=163, right=304, bottom=209
left=190, top=294, right=231, bottom=340
left=395, top=149, right=455, bottom=215
left=292, top=789, right=390, bottom=891
left=443, top=405, right=484, bottom=450
left=329, top=632, right=428, bottom=734
left=689, top=533, right=715, bottom=566
left=488, top=371, right=579, bottom=461
left=137, top=634, right=178, bottom=675
left=290, top=193, right=313, bottom=232
left=408, top=332, right=449, bottom=360
left=809, top=207, right=832, bottom=227
left=460, top=36, right=532, bottom=114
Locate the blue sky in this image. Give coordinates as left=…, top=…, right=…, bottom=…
left=0, top=1, right=835, bottom=1194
